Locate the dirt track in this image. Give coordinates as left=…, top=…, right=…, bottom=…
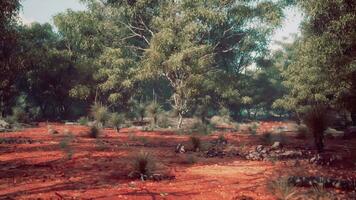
left=0, top=122, right=355, bottom=199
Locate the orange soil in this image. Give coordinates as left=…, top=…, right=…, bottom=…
left=0, top=122, right=355, bottom=200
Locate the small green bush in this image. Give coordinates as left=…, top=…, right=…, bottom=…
left=90, top=104, right=110, bottom=126
left=190, top=136, right=201, bottom=152
left=248, top=123, right=259, bottom=135
left=135, top=103, right=146, bottom=121
left=11, top=106, right=29, bottom=123
left=145, top=101, right=162, bottom=125
left=191, top=120, right=214, bottom=135
left=78, top=116, right=89, bottom=126
left=88, top=125, right=101, bottom=138
left=109, top=112, right=125, bottom=132
left=129, top=151, right=157, bottom=181
left=157, top=112, right=170, bottom=128
left=59, top=133, right=75, bottom=159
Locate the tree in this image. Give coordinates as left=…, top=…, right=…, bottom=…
left=278, top=0, right=356, bottom=124
left=0, top=0, right=22, bottom=116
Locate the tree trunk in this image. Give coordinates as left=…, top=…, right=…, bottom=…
left=314, top=131, right=324, bottom=152
left=177, top=113, right=183, bottom=129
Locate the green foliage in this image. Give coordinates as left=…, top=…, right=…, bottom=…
left=90, top=104, right=109, bottom=126
left=59, top=132, right=75, bottom=159
left=129, top=151, right=156, bottom=181
left=11, top=106, right=29, bottom=123
left=145, top=101, right=162, bottom=126
left=248, top=123, right=259, bottom=135
left=190, top=136, right=201, bottom=152
left=109, top=112, right=125, bottom=132
left=157, top=112, right=170, bottom=128
left=78, top=116, right=89, bottom=126
left=191, top=120, right=214, bottom=135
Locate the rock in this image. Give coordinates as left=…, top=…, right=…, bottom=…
left=175, top=144, right=185, bottom=153
left=288, top=176, right=356, bottom=191
left=271, top=141, right=282, bottom=150
left=309, top=153, right=343, bottom=166
left=277, top=150, right=303, bottom=159
left=246, top=151, right=263, bottom=161
left=255, top=145, right=264, bottom=153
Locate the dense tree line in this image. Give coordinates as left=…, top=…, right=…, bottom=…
left=0, top=0, right=355, bottom=128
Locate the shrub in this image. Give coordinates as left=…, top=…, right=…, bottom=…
left=232, top=122, right=240, bottom=131
left=109, top=112, right=125, bottom=132
left=157, top=112, right=170, bottom=128
left=90, top=104, right=110, bottom=127
left=191, top=120, right=214, bottom=135
left=145, top=101, right=162, bottom=125
left=59, top=133, right=74, bottom=159
left=78, top=116, right=89, bottom=126
left=12, top=106, right=29, bottom=123
left=248, top=123, right=259, bottom=135
left=190, top=136, right=201, bottom=152
left=267, top=177, right=298, bottom=200
left=135, top=103, right=146, bottom=121
left=129, top=151, right=156, bottom=180
left=303, top=105, right=329, bottom=152
left=88, top=125, right=101, bottom=138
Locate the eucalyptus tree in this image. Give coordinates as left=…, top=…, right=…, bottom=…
left=0, top=0, right=22, bottom=116
left=278, top=0, right=356, bottom=124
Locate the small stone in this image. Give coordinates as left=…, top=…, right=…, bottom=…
left=255, top=145, right=264, bottom=153
left=271, top=141, right=282, bottom=150
left=175, top=144, right=185, bottom=153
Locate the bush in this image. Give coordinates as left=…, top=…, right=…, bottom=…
left=59, top=133, right=75, bottom=159
left=78, top=116, right=89, bottom=126
left=267, top=177, right=298, bottom=200
left=303, top=105, right=329, bottom=152
left=135, top=103, right=146, bottom=121
left=190, top=120, right=214, bottom=135
left=248, top=123, right=259, bottom=135
left=145, top=101, right=162, bottom=125
left=109, top=112, right=125, bottom=132
left=11, top=106, right=29, bottom=123
left=90, top=104, right=110, bottom=127
left=190, top=136, right=201, bottom=152
left=129, top=151, right=156, bottom=180
left=88, top=125, right=101, bottom=138
left=157, top=112, right=170, bottom=128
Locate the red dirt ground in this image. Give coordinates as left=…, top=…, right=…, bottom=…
left=0, top=122, right=355, bottom=200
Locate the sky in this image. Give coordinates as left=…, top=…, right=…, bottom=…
left=20, top=0, right=303, bottom=50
